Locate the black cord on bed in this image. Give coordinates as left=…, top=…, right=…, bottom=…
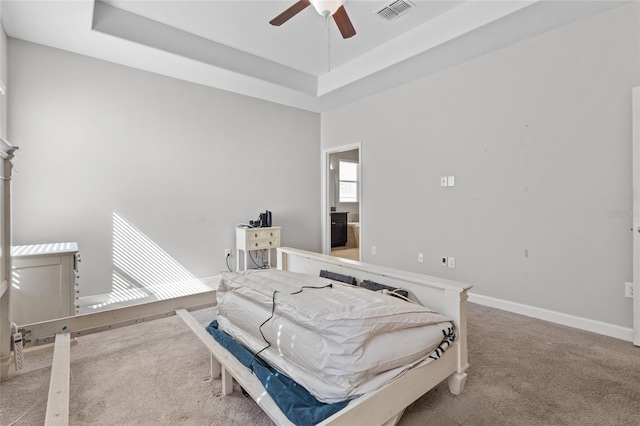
left=249, top=284, right=333, bottom=372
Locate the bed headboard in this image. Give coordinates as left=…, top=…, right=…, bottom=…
left=277, top=247, right=471, bottom=320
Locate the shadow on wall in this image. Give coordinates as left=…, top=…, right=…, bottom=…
left=85, top=212, right=210, bottom=310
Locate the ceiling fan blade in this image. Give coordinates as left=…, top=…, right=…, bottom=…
left=333, top=6, right=356, bottom=39
left=270, top=0, right=311, bottom=26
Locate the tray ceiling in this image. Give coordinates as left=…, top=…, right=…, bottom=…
left=1, top=1, right=626, bottom=112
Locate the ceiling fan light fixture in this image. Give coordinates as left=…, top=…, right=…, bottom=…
left=269, top=0, right=355, bottom=39
left=310, top=0, right=345, bottom=17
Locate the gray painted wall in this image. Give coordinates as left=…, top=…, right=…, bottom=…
left=0, top=14, right=7, bottom=140
left=8, top=39, right=321, bottom=296
left=321, top=3, right=639, bottom=328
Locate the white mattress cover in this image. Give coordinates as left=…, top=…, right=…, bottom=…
left=217, top=270, right=453, bottom=403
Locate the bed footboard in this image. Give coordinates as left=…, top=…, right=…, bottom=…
left=178, top=308, right=463, bottom=426
left=176, top=309, right=295, bottom=425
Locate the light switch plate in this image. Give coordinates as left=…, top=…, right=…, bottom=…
left=447, top=257, right=455, bottom=268
left=447, top=176, right=455, bottom=186
left=440, top=176, right=448, bottom=187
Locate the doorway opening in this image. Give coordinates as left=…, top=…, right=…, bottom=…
left=322, top=143, right=361, bottom=261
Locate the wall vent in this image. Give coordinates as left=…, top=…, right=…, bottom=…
left=374, top=0, right=415, bottom=22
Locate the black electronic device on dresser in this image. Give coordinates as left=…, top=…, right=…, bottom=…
left=330, top=212, right=348, bottom=247
left=250, top=210, right=272, bottom=228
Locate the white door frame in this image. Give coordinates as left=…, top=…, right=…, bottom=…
left=321, top=142, right=362, bottom=257
left=632, top=87, right=640, bottom=346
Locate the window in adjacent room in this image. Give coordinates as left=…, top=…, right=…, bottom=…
left=339, top=160, right=358, bottom=203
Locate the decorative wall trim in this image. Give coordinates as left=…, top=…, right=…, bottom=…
left=468, top=292, right=634, bottom=342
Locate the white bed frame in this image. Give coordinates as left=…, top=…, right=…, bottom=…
left=179, top=247, right=472, bottom=426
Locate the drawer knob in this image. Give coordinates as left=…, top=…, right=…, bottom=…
left=255, top=243, right=259, bottom=247
left=269, top=241, right=272, bottom=245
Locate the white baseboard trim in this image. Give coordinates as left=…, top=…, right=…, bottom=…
left=468, top=292, right=634, bottom=342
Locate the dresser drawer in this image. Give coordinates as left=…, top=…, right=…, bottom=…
left=247, top=229, right=280, bottom=241
left=249, top=237, right=280, bottom=249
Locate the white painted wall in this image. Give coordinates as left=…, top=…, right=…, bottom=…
left=322, top=3, right=639, bottom=328
left=0, top=11, right=7, bottom=140
left=8, top=40, right=321, bottom=297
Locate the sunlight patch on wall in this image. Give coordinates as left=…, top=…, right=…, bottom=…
left=11, top=270, right=20, bottom=290
left=86, top=271, right=150, bottom=310
left=11, top=242, right=76, bottom=256
left=112, top=211, right=210, bottom=301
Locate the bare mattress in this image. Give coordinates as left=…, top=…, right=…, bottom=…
left=217, top=269, right=455, bottom=403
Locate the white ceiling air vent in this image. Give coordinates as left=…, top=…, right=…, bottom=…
left=374, top=0, right=415, bottom=22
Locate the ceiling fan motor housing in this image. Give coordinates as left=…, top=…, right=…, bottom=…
left=310, top=0, right=345, bottom=16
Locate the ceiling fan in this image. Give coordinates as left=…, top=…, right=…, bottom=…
left=270, top=0, right=356, bottom=39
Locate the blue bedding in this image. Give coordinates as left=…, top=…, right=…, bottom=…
left=206, top=320, right=349, bottom=426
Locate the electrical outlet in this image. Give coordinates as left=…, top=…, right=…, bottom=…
left=448, top=257, right=455, bottom=268
left=371, top=246, right=377, bottom=255
left=224, top=248, right=231, bottom=257
left=625, top=282, right=634, bottom=298
left=418, top=253, right=424, bottom=263
left=441, top=257, right=448, bottom=267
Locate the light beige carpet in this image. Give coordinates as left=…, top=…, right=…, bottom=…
left=1, top=303, right=639, bottom=425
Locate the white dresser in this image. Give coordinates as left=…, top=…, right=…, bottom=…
left=11, top=242, right=80, bottom=325
left=235, top=227, right=281, bottom=271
